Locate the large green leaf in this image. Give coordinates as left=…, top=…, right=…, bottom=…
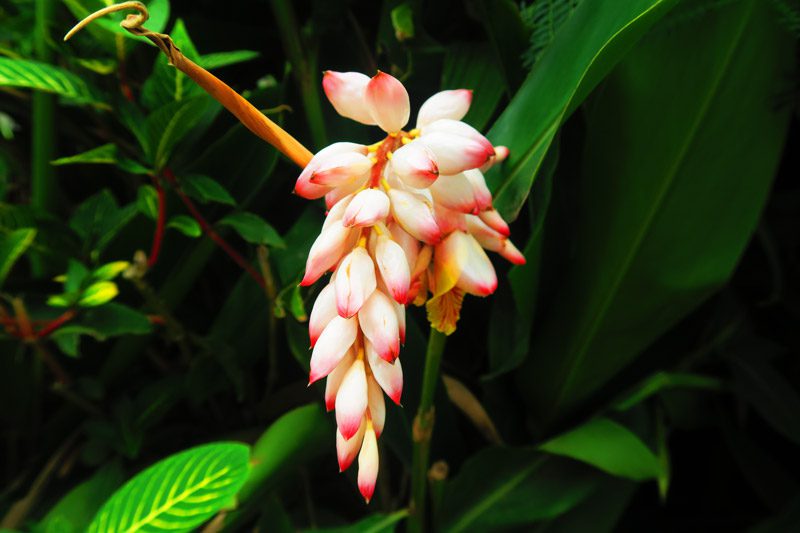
left=306, top=511, right=408, bottom=533
left=145, top=95, right=219, bottom=170
left=51, top=144, right=117, bottom=166
left=486, top=0, right=678, bottom=220
left=518, top=0, right=793, bottom=420
left=0, top=228, right=35, bottom=287
left=219, top=405, right=331, bottom=530
left=0, top=57, right=104, bottom=106
left=438, top=448, right=597, bottom=532
left=37, top=463, right=125, bottom=533
left=218, top=212, right=286, bottom=248
left=141, top=19, right=202, bottom=110
left=87, top=442, right=250, bottom=533
left=539, top=418, right=662, bottom=481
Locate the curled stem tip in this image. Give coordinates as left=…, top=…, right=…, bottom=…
left=64, top=1, right=149, bottom=41
left=62, top=1, right=313, bottom=168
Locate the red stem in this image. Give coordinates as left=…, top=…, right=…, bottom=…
left=36, top=310, right=77, bottom=338
left=162, top=169, right=266, bottom=289
left=147, top=174, right=166, bottom=268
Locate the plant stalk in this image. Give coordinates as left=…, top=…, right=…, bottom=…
left=31, top=0, right=57, bottom=277
left=269, top=0, right=328, bottom=148
left=408, top=328, right=447, bottom=533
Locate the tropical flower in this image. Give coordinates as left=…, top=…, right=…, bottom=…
left=295, top=70, right=523, bottom=503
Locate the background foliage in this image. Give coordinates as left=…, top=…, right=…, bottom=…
left=1, top=0, right=799, bottom=531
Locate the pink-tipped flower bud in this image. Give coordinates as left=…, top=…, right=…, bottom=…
left=343, top=189, right=391, bottom=227
left=416, top=89, right=472, bottom=128
left=366, top=71, right=410, bottom=133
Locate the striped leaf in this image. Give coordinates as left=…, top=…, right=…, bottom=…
left=0, top=58, right=104, bottom=106
left=87, top=442, right=251, bottom=533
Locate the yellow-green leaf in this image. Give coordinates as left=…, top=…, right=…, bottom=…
left=87, top=442, right=250, bottom=533
left=78, top=281, right=118, bottom=307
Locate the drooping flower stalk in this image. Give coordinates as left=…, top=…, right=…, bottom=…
left=296, top=71, right=524, bottom=503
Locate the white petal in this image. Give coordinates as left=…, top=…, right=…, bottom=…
left=422, top=119, right=493, bottom=153
left=358, top=290, right=400, bottom=362
left=429, top=172, right=479, bottom=214
left=325, top=349, right=355, bottom=411
left=335, top=358, right=368, bottom=440
left=357, top=424, right=379, bottom=503
left=336, top=420, right=365, bottom=471
left=322, top=71, right=377, bottom=125
left=478, top=208, right=510, bottom=236
left=389, top=141, right=439, bottom=189
left=456, top=232, right=498, bottom=296
left=366, top=71, right=410, bottom=133
left=420, top=131, right=494, bottom=175
left=334, top=247, right=377, bottom=318
left=343, top=188, right=390, bottom=227
left=366, top=339, right=403, bottom=405
left=300, top=221, right=354, bottom=287
left=310, top=152, right=373, bottom=188
left=464, top=169, right=493, bottom=212
left=416, top=89, right=472, bottom=128
left=374, top=235, right=410, bottom=304
left=389, top=222, right=419, bottom=272
left=388, top=189, right=443, bottom=245
left=322, top=193, right=355, bottom=231
left=295, top=142, right=367, bottom=199
left=309, top=315, right=357, bottom=383
left=309, top=283, right=337, bottom=347
left=367, top=376, right=386, bottom=438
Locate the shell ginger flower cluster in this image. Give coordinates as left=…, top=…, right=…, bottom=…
left=296, top=71, right=524, bottom=503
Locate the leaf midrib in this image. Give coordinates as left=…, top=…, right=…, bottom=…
left=121, top=463, right=232, bottom=532
left=446, top=457, right=545, bottom=532
left=552, top=0, right=756, bottom=413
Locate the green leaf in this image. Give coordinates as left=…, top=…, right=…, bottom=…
left=219, top=212, right=286, bottom=248
left=141, top=19, right=202, bottom=110
left=0, top=57, right=104, bottom=106
left=145, top=95, right=218, bottom=170
left=307, top=510, right=409, bottom=533
left=486, top=0, right=678, bottom=220
left=51, top=144, right=117, bottom=166
left=38, top=463, right=125, bottom=533
left=535, top=477, right=636, bottom=533
left=0, top=228, right=35, bottom=287
left=167, top=215, right=202, bottom=238
left=219, top=405, right=330, bottom=530
left=540, top=418, right=662, bottom=481
left=64, top=259, right=89, bottom=293
left=53, top=303, right=152, bottom=340
left=91, top=261, right=130, bottom=282
left=390, top=3, right=415, bottom=41
left=116, top=158, right=151, bottom=175
left=78, top=281, right=118, bottom=307
left=441, top=43, right=505, bottom=132
left=69, top=190, right=138, bottom=253
left=439, top=449, right=596, bottom=532
left=614, top=372, right=723, bottom=411
left=197, top=50, right=260, bottom=70
left=521, top=0, right=582, bottom=69
left=87, top=442, right=250, bottom=533
left=180, top=174, right=236, bottom=206
left=517, top=0, right=793, bottom=420
left=54, top=332, right=80, bottom=358
left=136, top=185, right=160, bottom=220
